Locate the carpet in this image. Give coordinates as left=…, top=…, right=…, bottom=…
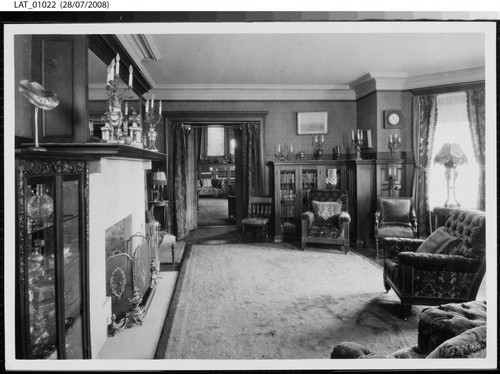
left=197, top=198, right=232, bottom=226
left=160, top=243, right=424, bottom=360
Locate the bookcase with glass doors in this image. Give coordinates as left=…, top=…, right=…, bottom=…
left=270, top=161, right=346, bottom=242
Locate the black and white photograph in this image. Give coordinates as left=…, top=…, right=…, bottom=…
left=2, top=7, right=498, bottom=372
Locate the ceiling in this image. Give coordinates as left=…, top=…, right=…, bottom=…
left=88, top=22, right=488, bottom=101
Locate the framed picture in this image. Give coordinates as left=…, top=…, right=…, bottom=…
left=361, top=129, right=373, bottom=149
left=297, top=112, right=328, bottom=135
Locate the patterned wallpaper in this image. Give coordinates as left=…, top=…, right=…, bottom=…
left=377, top=91, right=413, bottom=153
left=164, top=100, right=357, bottom=163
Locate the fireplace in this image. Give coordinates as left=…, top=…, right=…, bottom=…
left=87, top=156, right=154, bottom=357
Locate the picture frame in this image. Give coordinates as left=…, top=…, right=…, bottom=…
left=361, top=129, right=373, bottom=149
left=297, top=112, right=328, bottom=135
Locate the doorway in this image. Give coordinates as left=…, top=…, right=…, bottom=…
left=196, top=124, right=239, bottom=227
left=166, top=112, right=266, bottom=240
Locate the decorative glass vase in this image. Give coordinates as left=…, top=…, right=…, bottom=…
left=27, top=185, right=54, bottom=220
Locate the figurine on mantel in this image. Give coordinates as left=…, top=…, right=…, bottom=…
left=18, top=80, right=60, bottom=152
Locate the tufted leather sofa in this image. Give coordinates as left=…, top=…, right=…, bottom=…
left=380, top=209, right=486, bottom=319
left=331, top=300, right=487, bottom=359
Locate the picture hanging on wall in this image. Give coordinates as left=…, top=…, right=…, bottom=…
left=297, top=112, right=328, bottom=135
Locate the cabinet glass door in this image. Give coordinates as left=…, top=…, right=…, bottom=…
left=62, top=178, right=84, bottom=359
left=26, top=180, right=58, bottom=359
left=325, top=168, right=341, bottom=190
left=279, top=169, right=297, bottom=234
left=301, top=168, right=319, bottom=211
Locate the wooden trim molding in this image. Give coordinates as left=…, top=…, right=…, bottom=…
left=88, top=35, right=153, bottom=97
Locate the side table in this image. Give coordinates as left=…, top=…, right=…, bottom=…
left=148, top=200, right=171, bottom=232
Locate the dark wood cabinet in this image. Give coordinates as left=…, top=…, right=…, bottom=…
left=16, top=152, right=91, bottom=359
left=346, top=160, right=376, bottom=249
left=31, top=35, right=89, bottom=144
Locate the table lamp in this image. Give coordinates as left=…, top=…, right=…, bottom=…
left=434, top=143, right=467, bottom=208
left=152, top=170, right=167, bottom=201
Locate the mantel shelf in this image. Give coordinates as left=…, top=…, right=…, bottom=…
left=18, top=143, right=166, bottom=162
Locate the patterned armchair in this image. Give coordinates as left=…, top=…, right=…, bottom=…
left=381, top=209, right=486, bottom=319
left=301, top=190, right=351, bottom=253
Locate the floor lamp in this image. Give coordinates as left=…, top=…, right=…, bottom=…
left=434, top=143, right=467, bottom=208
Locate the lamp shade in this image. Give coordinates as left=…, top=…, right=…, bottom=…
left=152, top=171, right=167, bottom=185
left=434, top=143, right=468, bottom=167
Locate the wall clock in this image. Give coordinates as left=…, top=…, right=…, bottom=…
left=384, top=110, right=403, bottom=129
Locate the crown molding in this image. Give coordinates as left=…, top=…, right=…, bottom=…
left=150, top=84, right=357, bottom=101
left=350, top=67, right=484, bottom=98
left=114, top=34, right=159, bottom=88
left=115, top=34, right=161, bottom=62
left=405, top=66, right=485, bottom=90
left=349, top=74, right=378, bottom=99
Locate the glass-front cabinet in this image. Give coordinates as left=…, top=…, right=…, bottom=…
left=16, top=154, right=91, bottom=359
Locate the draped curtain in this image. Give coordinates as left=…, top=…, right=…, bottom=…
left=241, top=122, right=263, bottom=217
left=172, top=122, right=193, bottom=240
left=466, top=88, right=486, bottom=211
left=412, top=94, right=437, bottom=237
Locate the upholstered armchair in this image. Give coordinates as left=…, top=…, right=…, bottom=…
left=374, top=197, right=418, bottom=258
left=301, top=190, right=351, bottom=253
left=381, top=209, right=486, bottom=319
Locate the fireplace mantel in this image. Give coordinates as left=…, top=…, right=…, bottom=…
left=18, top=143, right=166, bottom=162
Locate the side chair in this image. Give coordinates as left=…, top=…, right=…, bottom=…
left=241, top=196, right=272, bottom=239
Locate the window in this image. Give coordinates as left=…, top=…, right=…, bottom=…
left=206, top=127, right=225, bottom=156
left=428, top=92, right=479, bottom=210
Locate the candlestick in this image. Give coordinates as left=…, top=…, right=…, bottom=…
left=128, top=65, right=133, bottom=87
left=275, top=144, right=291, bottom=161
left=145, top=99, right=149, bottom=113
left=313, top=135, right=324, bottom=160
left=159, top=100, right=162, bottom=114
left=125, top=102, right=128, bottom=115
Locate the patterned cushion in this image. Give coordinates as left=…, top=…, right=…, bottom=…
left=308, top=224, right=342, bottom=238
left=416, top=227, right=462, bottom=254
left=311, top=200, right=342, bottom=224
left=426, top=326, right=487, bottom=358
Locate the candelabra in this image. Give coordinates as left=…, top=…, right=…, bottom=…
left=352, top=130, right=363, bottom=160
left=143, top=96, right=162, bottom=152
left=387, top=167, right=399, bottom=196
left=313, top=135, right=324, bottom=160
left=275, top=144, right=293, bottom=161
left=388, top=134, right=401, bottom=157
left=101, top=53, right=133, bottom=143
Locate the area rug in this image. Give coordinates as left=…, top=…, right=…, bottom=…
left=197, top=198, right=232, bottom=226
left=160, top=243, right=423, bottom=360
